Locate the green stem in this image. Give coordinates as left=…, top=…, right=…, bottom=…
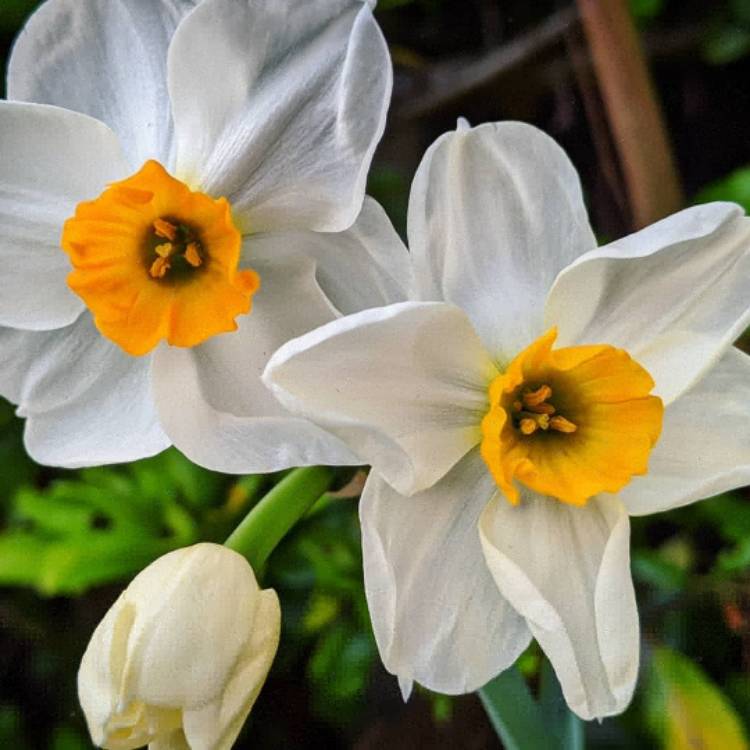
left=224, top=466, right=336, bottom=571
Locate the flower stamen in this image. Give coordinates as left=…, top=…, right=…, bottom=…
left=549, top=415, right=577, bottom=433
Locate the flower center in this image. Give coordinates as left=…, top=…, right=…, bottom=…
left=61, top=160, right=260, bottom=356
left=511, top=384, right=578, bottom=435
left=480, top=328, right=664, bottom=507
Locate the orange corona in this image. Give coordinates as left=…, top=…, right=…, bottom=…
left=61, top=160, right=260, bottom=356
left=480, top=328, right=663, bottom=506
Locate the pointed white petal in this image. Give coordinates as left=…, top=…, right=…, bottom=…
left=265, top=302, right=495, bottom=495
left=168, top=0, right=391, bottom=232
left=246, top=197, right=411, bottom=314
left=152, top=253, right=360, bottom=473
left=546, top=203, right=750, bottom=404
left=362, top=451, right=531, bottom=694
left=620, top=347, right=750, bottom=515
left=0, top=101, right=129, bottom=330
left=8, top=0, right=198, bottom=168
left=479, top=494, right=638, bottom=720
left=408, top=121, right=596, bottom=359
left=0, top=315, right=168, bottom=467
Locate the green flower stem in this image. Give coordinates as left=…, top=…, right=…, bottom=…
left=225, top=466, right=336, bottom=571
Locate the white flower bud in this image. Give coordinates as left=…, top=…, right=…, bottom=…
left=78, top=543, right=280, bottom=750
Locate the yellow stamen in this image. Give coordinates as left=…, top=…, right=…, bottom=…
left=154, top=242, right=174, bottom=258
left=550, top=415, right=577, bottom=433
left=149, top=256, right=171, bottom=279
left=61, top=160, right=261, bottom=356
left=480, top=327, right=663, bottom=507
left=184, top=242, right=203, bottom=268
left=153, top=218, right=178, bottom=241
left=522, top=384, right=552, bottom=408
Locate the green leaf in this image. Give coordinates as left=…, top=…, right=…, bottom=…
left=479, top=668, right=551, bottom=750
left=539, top=660, right=584, bottom=750
left=632, top=549, right=688, bottom=591
left=647, top=646, right=749, bottom=750
left=702, top=25, right=750, bottom=65
left=696, top=167, right=750, bottom=212
left=629, top=0, right=665, bottom=23
left=0, top=452, right=204, bottom=596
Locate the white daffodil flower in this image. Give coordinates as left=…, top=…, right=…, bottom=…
left=264, top=120, right=750, bottom=720
left=0, top=0, right=408, bottom=471
left=78, top=543, right=280, bottom=750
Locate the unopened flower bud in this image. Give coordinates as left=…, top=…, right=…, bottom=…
left=78, top=543, right=280, bottom=749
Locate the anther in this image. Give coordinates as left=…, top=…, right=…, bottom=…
left=518, top=411, right=550, bottom=433
left=184, top=242, right=203, bottom=268
left=149, top=256, right=171, bottom=279
left=550, top=415, right=577, bottom=433
left=522, top=385, right=552, bottom=408
left=154, top=243, right=173, bottom=259
left=153, top=218, right=178, bottom=242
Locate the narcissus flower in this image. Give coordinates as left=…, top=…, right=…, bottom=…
left=0, top=0, right=406, bottom=470
left=264, top=121, right=750, bottom=719
left=78, top=543, right=280, bottom=750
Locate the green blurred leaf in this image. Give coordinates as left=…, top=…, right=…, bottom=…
left=647, top=647, right=749, bottom=750
left=633, top=549, right=688, bottom=591
left=629, top=0, right=665, bottom=23
left=0, top=450, right=207, bottom=595
left=696, top=167, right=750, bottom=213
left=702, top=25, right=750, bottom=65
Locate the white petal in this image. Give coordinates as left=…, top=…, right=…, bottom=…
left=546, top=203, right=750, bottom=404
left=182, top=589, right=280, bottom=750
left=0, top=101, right=129, bottom=330
left=8, top=0, right=198, bottom=168
left=362, top=450, right=531, bottom=694
left=479, top=494, right=638, bottom=720
left=620, top=347, right=750, bottom=516
left=152, top=254, right=360, bottom=473
left=408, top=121, right=596, bottom=359
left=0, top=315, right=168, bottom=467
left=246, top=197, right=411, bottom=314
left=264, top=302, right=496, bottom=495
left=168, top=0, right=391, bottom=232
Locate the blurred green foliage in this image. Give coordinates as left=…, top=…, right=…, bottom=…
left=696, top=167, right=750, bottom=213
left=647, top=647, right=748, bottom=749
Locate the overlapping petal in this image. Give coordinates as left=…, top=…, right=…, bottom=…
left=619, top=347, right=750, bottom=515
left=0, top=102, right=129, bottom=330
left=265, top=302, right=496, bottom=494
left=479, top=493, right=638, bottom=720
left=168, top=0, right=391, bottom=233
left=408, top=121, right=596, bottom=359
left=152, top=254, right=360, bottom=473
left=361, top=450, right=531, bottom=694
left=245, top=198, right=412, bottom=315
left=0, top=316, right=168, bottom=467
left=546, top=203, right=750, bottom=405
left=8, top=0, right=198, bottom=169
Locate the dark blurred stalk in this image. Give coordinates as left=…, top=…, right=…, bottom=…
left=577, top=0, right=684, bottom=228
